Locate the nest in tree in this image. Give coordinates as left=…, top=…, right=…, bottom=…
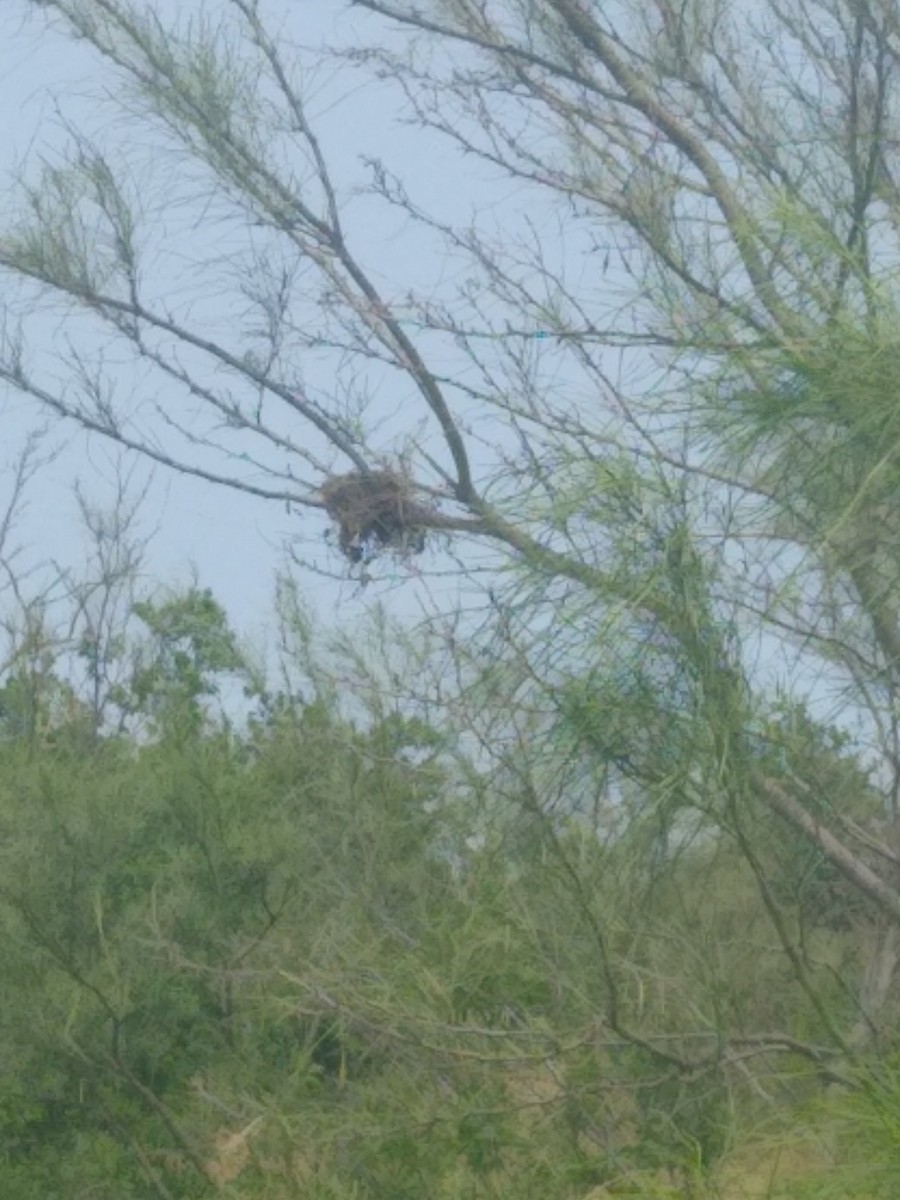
left=320, top=469, right=433, bottom=564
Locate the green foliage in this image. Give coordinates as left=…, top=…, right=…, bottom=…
left=7, top=0, right=900, bottom=1191
left=0, top=580, right=893, bottom=1198
left=749, top=699, right=883, bottom=931
left=124, top=587, right=251, bottom=736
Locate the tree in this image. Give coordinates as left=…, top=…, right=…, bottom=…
left=4, top=0, right=900, bottom=1133
left=123, top=585, right=252, bottom=737
left=0, top=578, right=475, bottom=1198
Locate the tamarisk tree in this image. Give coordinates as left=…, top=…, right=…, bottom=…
left=4, top=0, right=900, bottom=1073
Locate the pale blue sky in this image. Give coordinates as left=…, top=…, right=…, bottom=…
left=0, top=0, right=861, bottom=746
left=0, top=0, right=495, bottom=649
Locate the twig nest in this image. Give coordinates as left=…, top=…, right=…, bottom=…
left=320, top=469, right=432, bottom=563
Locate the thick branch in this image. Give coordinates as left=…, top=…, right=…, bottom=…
left=758, top=775, right=900, bottom=925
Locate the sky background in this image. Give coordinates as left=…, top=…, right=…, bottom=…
left=0, top=0, right=857, bottom=741
left=0, top=4, right=465, bottom=619
left=1, top=1, right=288, bottom=645
left=0, top=7, right=501, bottom=696
left=0, top=0, right=499, bottom=657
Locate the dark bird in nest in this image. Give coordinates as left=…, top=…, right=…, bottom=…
left=320, top=469, right=432, bottom=564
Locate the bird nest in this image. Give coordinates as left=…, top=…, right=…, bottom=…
left=320, top=469, right=433, bottom=564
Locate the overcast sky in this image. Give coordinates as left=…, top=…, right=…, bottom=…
left=0, top=0, right=852, bottom=739
left=0, top=0, right=498, bottom=655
